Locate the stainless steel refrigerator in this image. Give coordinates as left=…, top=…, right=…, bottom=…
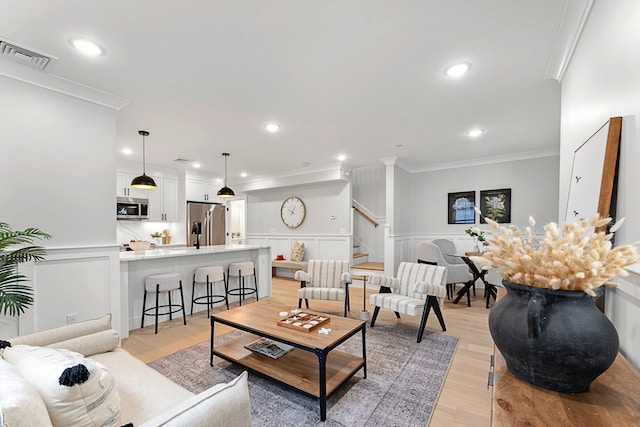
left=186, top=202, right=226, bottom=247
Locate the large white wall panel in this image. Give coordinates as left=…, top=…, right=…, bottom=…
left=560, top=1, right=640, bottom=368
left=0, top=76, right=117, bottom=246
left=0, top=76, right=120, bottom=337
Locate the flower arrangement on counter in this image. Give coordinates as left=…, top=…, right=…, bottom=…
left=473, top=212, right=639, bottom=296
left=150, top=231, right=162, bottom=239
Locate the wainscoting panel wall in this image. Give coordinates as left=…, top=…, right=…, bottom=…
left=248, top=234, right=351, bottom=274
left=0, top=246, right=121, bottom=339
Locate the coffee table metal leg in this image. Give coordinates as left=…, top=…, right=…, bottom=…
left=362, top=325, right=367, bottom=379
left=210, top=318, right=215, bottom=367
left=317, top=350, right=327, bottom=421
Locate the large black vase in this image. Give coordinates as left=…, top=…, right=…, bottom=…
left=489, top=280, right=619, bottom=392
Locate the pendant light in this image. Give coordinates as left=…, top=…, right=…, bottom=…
left=131, top=130, right=157, bottom=189
left=217, top=152, right=235, bottom=198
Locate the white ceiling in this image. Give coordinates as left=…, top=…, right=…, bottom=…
left=0, top=1, right=582, bottom=185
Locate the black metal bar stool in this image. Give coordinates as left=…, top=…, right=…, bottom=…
left=191, top=266, right=228, bottom=317
left=227, top=261, right=258, bottom=306
left=141, top=273, right=187, bottom=334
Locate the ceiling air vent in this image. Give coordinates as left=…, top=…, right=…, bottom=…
left=173, top=158, right=195, bottom=164
left=0, top=39, right=56, bottom=70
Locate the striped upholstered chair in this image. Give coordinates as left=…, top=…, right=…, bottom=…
left=369, top=262, right=448, bottom=343
left=294, top=260, right=352, bottom=317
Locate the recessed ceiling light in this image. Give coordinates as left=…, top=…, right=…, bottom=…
left=445, top=62, right=471, bottom=78
left=337, top=154, right=347, bottom=161
left=240, top=172, right=247, bottom=178
left=71, top=38, right=103, bottom=56
left=466, top=128, right=484, bottom=137
left=121, top=148, right=133, bottom=155
left=192, top=162, right=201, bottom=168
left=264, top=123, right=280, bottom=133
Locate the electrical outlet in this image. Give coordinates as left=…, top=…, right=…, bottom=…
left=66, top=313, right=78, bottom=324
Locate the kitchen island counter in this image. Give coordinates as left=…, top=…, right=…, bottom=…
left=120, top=244, right=269, bottom=261
left=119, top=244, right=271, bottom=337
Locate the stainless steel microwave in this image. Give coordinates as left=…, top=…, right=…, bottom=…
left=117, top=197, right=149, bottom=220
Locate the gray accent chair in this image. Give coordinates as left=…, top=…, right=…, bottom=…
left=416, top=241, right=473, bottom=305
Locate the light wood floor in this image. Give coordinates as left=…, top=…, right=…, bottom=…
left=122, top=277, right=493, bottom=427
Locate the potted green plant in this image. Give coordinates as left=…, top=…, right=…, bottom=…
left=474, top=213, right=639, bottom=392
left=0, top=222, right=51, bottom=316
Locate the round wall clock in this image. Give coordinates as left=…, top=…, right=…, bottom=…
left=280, top=196, right=306, bottom=229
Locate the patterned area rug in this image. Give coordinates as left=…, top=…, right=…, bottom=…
left=149, top=324, right=458, bottom=426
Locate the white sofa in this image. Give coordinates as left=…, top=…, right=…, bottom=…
left=0, top=314, right=251, bottom=427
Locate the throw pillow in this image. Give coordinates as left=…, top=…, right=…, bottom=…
left=138, top=371, right=250, bottom=427
left=46, top=329, right=121, bottom=357
left=2, top=345, right=120, bottom=427
left=0, top=357, right=53, bottom=427
left=290, top=241, right=305, bottom=262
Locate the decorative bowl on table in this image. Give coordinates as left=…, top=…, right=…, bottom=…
left=129, top=240, right=151, bottom=254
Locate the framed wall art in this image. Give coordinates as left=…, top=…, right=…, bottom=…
left=448, top=191, right=476, bottom=224
left=565, top=117, right=621, bottom=232
left=480, top=188, right=511, bottom=223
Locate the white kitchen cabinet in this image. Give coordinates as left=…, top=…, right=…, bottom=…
left=147, top=177, right=178, bottom=221
left=116, top=171, right=148, bottom=199
left=186, top=178, right=220, bottom=202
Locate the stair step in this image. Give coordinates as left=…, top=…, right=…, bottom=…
left=352, top=261, right=384, bottom=271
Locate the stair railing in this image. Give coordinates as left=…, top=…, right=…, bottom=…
left=352, top=204, right=379, bottom=228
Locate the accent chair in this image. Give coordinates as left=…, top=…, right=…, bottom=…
left=294, top=260, right=351, bottom=317
left=368, top=262, right=447, bottom=343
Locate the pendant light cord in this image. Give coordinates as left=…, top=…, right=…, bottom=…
left=142, top=133, right=146, bottom=174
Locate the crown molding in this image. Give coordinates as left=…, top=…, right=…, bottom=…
left=234, top=163, right=350, bottom=192
left=545, top=0, right=594, bottom=82
left=412, top=148, right=560, bottom=173
left=0, top=57, right=129, bottom=110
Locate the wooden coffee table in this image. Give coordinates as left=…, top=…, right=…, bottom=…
left=210, top=300, right=366, bottom=421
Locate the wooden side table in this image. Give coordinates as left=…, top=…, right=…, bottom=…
left=490, top=287, right=640, bottom=426
left=491, top=349, right=640, bottom=426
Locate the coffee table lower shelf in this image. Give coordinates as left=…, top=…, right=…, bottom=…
left=212, top=332, right=365, bottom=398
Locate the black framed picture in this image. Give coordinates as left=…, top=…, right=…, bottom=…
left=480, top=188, right=511, bottom=223
left=448, top=191, right=476, bottom=224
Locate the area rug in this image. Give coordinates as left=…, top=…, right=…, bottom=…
left=149, top=324, right=458, bottom=426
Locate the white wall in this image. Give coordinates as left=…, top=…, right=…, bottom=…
left=246, top=181, right=351, bottom=235
left=0, top=77, right=116, bottom=245
left=560, top=0, right=640, bottom=368
left=352, top=164, right=386, bottom=262
left=245, top=180, right=352, bottom=262
left=0, top=76, right=121, bottom=337
left=351, top=163, right=386, bottom=215
left=409, top=155, right=560, bottom=243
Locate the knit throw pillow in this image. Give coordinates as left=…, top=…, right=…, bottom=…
left=290, top=241, right=305, bottom=262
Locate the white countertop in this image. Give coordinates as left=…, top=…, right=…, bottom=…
left=119, top=244, right=270, bottom=261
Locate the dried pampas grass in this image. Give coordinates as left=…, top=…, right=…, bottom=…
left=473, top=214, right=640, bottom=296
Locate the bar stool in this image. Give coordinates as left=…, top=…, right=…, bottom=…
left=141, top=273, right=187, bottom=334
left=191, top=266, right=229, bottom=317
left=227, top=261, right=258, bottom=306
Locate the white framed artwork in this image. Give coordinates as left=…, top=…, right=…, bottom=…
left=565, top=117, right=622, bottom=231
